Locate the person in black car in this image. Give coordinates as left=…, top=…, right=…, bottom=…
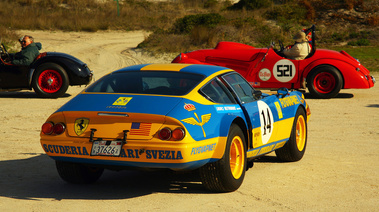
left=10, top=35, right=42, bottom=66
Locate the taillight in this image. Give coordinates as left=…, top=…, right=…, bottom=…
left=158, top=127, right=185, bottom=141
left=42, top=122, right=66, bottom=135
left=172, top=128, right=185, bottom=140
left=158, top=128, right=171, bottom=140
left=42, top=122, right=54, bottom=135
left=53, top=123, right=66, bottom=135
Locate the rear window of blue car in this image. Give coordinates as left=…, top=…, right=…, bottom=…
left=85, top=71, right=205, bottom=96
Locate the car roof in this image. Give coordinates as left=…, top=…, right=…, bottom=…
left=113, top=63, right=233, bottom=78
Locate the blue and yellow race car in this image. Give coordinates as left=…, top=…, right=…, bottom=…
left=40, top=63, right=310, bottom=192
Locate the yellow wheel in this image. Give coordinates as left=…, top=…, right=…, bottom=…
left=296, top=115, right=306, bottom=152
left=230, top=135, right=245, bottom=179
left=200, top=124, right=247, bottom=192
left=275, top=107, right=307, bottom=162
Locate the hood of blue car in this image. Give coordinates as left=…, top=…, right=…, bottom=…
left=56, top=93, right=183, bottom=116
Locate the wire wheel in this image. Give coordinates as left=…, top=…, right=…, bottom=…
left=32, top=63, right=69, bottom=98
left=38, top=69, right=63, bottom=93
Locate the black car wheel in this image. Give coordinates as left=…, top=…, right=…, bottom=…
left=200, top=124, right=247, bottom=192
left=307, top=65, right=343, bottom=99
left=56, top=161, right=104, bottom=184
left=32, top=63, right=69, bottom=98
left=275, top=107, right=307, bottom=162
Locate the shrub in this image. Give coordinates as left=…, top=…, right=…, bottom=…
left=265, top=2, right=308, bottom=25
left=172, top=13, right=225, bottom=34
left=228, top=0, right=272, bottom=10
left=348, top=38, right=370, bottom=46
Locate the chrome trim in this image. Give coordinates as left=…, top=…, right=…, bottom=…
left=97, top=113, right=129, bottom=117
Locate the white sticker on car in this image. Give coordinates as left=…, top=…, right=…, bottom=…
left=273, top=59, right=296, bottom=82
left=258, top=68, right=271, bottom=81
left=258, top=101, right=274, bottom=144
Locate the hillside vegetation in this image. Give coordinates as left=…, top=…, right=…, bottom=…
left=0, top=0, right=378, bottom=71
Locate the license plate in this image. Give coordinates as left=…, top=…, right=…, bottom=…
left=91, top=140, right=123, bottom=156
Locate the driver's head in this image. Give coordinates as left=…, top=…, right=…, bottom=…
left=293, top=31, right=307, bottom=43
left=19, top=35, right=34, bottom=48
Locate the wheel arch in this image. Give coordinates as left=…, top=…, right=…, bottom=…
left=31, top=57, right=85, bottom=86
left=230, top=117, right=249, bottom=150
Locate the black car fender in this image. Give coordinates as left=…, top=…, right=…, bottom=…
left=29, top=52, right=92, bottom=86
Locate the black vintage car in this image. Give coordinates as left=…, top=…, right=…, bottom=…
left=0, top=43, right=93, bottom=98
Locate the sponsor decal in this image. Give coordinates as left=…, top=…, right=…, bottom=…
left=259, top=68, right=271, bottom=81
left=112, top=97, right=132, bottom=106
left=273, top=59, right=296, bottom=82
left=43, top=144, right=183, bottom=160
left=184, top=103, right=196, bottom=111
left=191, top=143, right=216, bottom=155
left=74, top=118, right=89, bottom=136
left=181, top=113, right=211, bottom=138
left=274, top=102, right=283, bottom=119
left=215, top=105, right=242, bottom=113
left=130, top=122, right=152, bottom=136
left=279, top=95, right=300, bottom=108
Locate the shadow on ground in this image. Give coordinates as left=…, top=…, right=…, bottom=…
left=0, top=91, right=71, bottom=98
left=0, top=154, right=207, bottom=201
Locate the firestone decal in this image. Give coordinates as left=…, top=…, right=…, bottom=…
left=259, top=68, right=271, bottom=81
left=273, top=59, right=296, bottom=82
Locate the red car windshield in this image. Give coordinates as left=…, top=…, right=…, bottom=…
left=86, top=71, right=205, bottom=96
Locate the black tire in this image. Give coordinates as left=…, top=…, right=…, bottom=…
left=275, top=107, right=307, bottom=162
left=307, top=65, right=343, bottom=99
left=56, top=161, right=104, bottom=184
left=32, top=62, right=69, bottom=98
left=199, top=124, right=247, bottom=192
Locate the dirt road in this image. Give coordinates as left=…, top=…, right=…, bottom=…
left=0, top=30, right=378, bottom=211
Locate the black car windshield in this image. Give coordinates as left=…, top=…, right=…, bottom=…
left=86, top=71, right=205, bottom=96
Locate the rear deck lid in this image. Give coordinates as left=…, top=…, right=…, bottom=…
left=57, top=93, right=183, bottom=139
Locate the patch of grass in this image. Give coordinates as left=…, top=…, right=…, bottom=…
left=324, top=46, right=379, bottom=72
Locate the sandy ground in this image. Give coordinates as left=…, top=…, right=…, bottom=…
left=0, top=30, right=378, bottom=211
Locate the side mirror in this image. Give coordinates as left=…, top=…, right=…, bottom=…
left=277, top=87, right=289, bottom=97
left=253, top=90, right=262, bottom=99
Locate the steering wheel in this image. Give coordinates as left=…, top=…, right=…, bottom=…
left=278, top=40, right=284, bottom=52
left=0, top=43, right=11, bottom=62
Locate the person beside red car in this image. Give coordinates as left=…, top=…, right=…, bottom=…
left=10, top=35, right=42, bottom=66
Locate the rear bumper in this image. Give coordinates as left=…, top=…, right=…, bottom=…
left=41, top=136, right=226, bottom=170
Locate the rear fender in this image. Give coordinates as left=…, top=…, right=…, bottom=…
left=303, top=59, right=371, bottom=89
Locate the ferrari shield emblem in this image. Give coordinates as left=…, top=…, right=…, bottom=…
left=74, top=118, right=89, bottom=136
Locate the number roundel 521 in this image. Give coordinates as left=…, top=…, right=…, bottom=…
left=273, top=59, right=296, bottom=83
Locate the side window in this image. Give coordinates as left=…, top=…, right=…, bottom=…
left=222, top=73, right=256, bottom=103
left=200, top=78, right=235, bottom=104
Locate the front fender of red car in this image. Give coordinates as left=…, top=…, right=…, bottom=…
left=302, top=58, right=374, bottom=89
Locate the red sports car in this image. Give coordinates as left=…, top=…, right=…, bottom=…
left=172, top=25, right=375, bottom=98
